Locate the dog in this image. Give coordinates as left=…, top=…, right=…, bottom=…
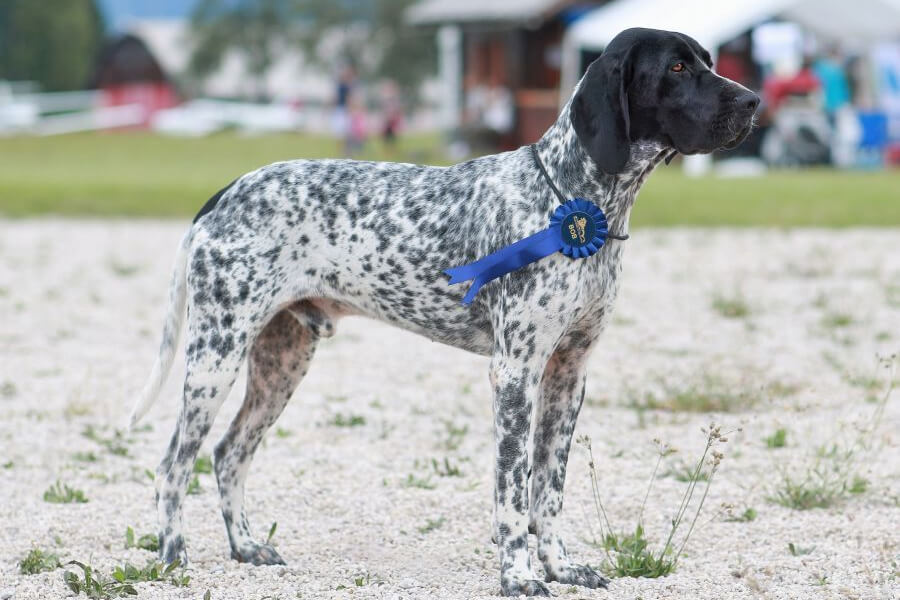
left=129, top=28, right=758, bottom=597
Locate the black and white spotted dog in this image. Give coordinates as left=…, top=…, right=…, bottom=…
left=130, top=28, right=758, bottom=597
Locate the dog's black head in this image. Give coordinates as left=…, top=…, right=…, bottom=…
left=571, top=27, right=759, bottom=174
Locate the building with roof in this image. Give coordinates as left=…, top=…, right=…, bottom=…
left=408, top=0, right=610, bottom=148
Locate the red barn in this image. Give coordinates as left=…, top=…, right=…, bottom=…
left=90, top=33, right=179, bottom=128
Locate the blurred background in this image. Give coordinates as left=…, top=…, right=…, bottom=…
left=1, top=0, right=899, bottom=224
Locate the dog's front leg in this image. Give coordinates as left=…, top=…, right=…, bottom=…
left=491, top=355, right=550, bottom=597
left=531, top=348, right=609, bottom=589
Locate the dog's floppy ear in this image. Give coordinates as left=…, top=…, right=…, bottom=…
left=570, top=50, right=633, bottom=174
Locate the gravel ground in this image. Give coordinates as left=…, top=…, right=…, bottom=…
left=1, top=220, right=898, bottom=600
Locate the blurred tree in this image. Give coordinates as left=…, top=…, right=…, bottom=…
left=0, top=0, right=104, bottom=91
left=188, top=0, right=291, bottom=101
left=188, top=0, right=435, bottom=103
left=294, top=0, right=436, bottom=102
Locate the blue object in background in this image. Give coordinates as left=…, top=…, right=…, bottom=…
left=858, top=111, right=888, bottom=149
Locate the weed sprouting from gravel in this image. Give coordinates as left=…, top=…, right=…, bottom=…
left=266, top=522, right=277, bottom=545
left=19, top=548, right=62, bottom=574
left=82, top=426, right=131, bottom=458
left=417, top=517, right=446, bottom=534
left=73, top=451, right=99, bottom=463
left=821, top=312, right=854, bottom=329
left=579, top=424, right=733, bottom=578
left=724, top=506, right=758, bottom=522
left=764, top=428, right=788, bottom=448
left=0, top=380, right=17, bottom=398
left=430, top=457, right=464, bottom=477
left=44, top=480, right=88, bottom=503
left=788, top=542, right=815, bottom=556
left=193, top=455, right=213, bottom=474
left=663, top=460, right=711, bottom=482
left=401, top=473, right=436, bottom=490
left=186, top=475, right=201, bottom=495
left=627, top=375, right=793, bottom=413
left=336, top=572, right=384, bottom=590
left=63, top=559, right=189, bottom=598
left=770, top=354, right=895, bottom=510
left=124, top=527, right=158, bottom=552
left=440, top=420, right=469, bottom=450
left=330, top=413, right=366, bottom=427
left=712, top=293, right=750, bottom=319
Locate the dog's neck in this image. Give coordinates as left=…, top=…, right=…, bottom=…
left=532, top=100, right=670, bottom=236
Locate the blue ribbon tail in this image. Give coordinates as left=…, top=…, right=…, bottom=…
left=445, top=227, right=562, bottom=305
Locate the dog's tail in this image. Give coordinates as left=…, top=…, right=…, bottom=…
left=128, top=229, right=192, bottom=430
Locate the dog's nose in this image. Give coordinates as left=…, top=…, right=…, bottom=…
left=735, top=91, right=760, bottom=113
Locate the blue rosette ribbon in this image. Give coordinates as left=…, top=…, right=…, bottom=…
left=445, top=198, right=610, bottom=305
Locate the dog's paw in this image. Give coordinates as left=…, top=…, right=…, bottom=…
left=159, top=536, right=189, bottom=569
left=500, top=577, right=551, bottom=597
left=545, top=563, right=608, bottom=589
left=231, top=543, right=285, bottom=566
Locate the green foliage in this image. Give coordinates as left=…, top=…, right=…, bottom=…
left=788, top=542, right=814, bottom=556
left=401, top=473, right=435, bottom=490
left=440, top=420, right=469, bottom=451
left=0, top=0, right=104, bottom=91
left=601, top=525, right=676, bottom=578
left=44, top=480, right=88, bottom=503
left=124, top=527, right=159, bottom=552
left=266, top=522, right=277, bottom=545
left=629, top=375, right=776, bottom=413
left=82, top=425, right=130, bottom=457
left=19, top=548, right=62, bottom=574
left=764, top=428, right=788, bottom=449
left=186, top=475, right=202, bottom=495
left=330, top=413, right=366, bottom=427
left=712, top=294, right=750, bottom=319
left=430, top=457, right=463, bottom=478
left=188, top=0, right=435, bottom=102
left=821, top=312, right=854, bottom=329
left=580, top=425, right=731, bottom=578
left=188, top=0, right=289, bottom=99
left=72, top=451, right=99, bottom=463
left=725, top=507, right=758, bottom=522
left=193, top=455, right=213, bottom=474
left=417, top=516, right=446, bottom=534
left=770, top=355, right=895, bottom=510
left=63, top=559, right=189, bottom=599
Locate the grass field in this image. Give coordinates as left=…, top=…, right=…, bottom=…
left=1, top=132, right=898, bottom=226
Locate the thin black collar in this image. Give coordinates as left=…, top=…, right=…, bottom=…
left=530, top=144, right=629, bottom=241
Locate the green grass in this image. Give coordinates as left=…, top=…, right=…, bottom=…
left=1, top=132, right=899, bottom=225
left=764, top=428, right=788, bottom=449
left=19, top=548, right=62, bottom=575
left=44, top=480, right=88, bottom=504
left=0, top=132, right=447, bottom=218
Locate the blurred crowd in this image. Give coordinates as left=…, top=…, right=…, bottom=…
left=330, top=63, right=406, bottom=157
left=688, top=31, right=895, bottom=169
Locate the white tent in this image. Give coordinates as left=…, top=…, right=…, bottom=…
left=561, top=0, right=900, bottom=93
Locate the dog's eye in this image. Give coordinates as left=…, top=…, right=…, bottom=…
left=671, top=62, right=685, bottom=73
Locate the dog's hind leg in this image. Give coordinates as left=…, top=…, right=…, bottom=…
left=155, top=258, right=261, bottom=566
left=530, top=345, right=608, bottom=590
left=213, top=305, right=321, bottom=565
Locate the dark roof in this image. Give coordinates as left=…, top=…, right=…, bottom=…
left=90, top=34, right=169, bottom=87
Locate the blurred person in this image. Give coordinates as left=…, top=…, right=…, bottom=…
left=812, top=46, right=851, bottom=124
left=379, top=80, right=404, bottom=153
left=761, top=58, right=830, bottom=166
left=763, top=56, right=820, bottom=112
left=332, top=63, right=357, bottom=155
left=346, top=90, right=368, bottom=156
